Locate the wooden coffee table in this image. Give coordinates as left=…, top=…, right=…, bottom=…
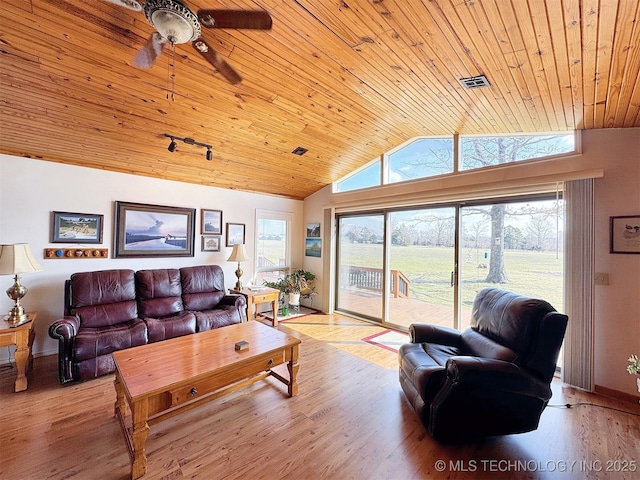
left=113, top=321, right=300, bottom=479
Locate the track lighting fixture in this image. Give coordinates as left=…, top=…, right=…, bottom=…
left=163, top=134, right=213, bottom=160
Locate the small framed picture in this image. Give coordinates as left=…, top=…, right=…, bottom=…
left=201, top=209, right=222, bottom=234
left=306, top=222, right=321, bottom=238
left=51, top=211, right=104, bottom=244
left=610, top=215, right=640, bottom=254
left=226, top=223, right=246, bottom=246
left=202, top=236, right=221, bottom=252
left=305, top=238, right=321, bottom=257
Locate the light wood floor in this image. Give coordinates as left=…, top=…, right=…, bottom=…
left=1, top=314, right=639, bottom=480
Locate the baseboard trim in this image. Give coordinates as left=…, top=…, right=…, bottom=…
left=594, top=384, right=640, bottom=405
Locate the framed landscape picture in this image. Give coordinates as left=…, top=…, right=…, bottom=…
left=51, top=211, right=103, bottom=244
left=114, top=201, right=195, bottom=258
left=305, top=238, right=321, bottom=257
left=226, top=223, right=245, bottom=246
left=610, top=215, right=640, bottom=254
left=202, top=235, right=221, bottom=252
left=201, top=209, right=222, bottom=234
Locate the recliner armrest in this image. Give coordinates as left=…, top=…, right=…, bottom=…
left=219, top=294, right=248, bottom=322
left=48, top=316, right=81, bottom=384
left=410, top=323, right=463, bottom=348
left=445, top=356, right=550, bottom=400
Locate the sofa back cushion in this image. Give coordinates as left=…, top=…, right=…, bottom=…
left=68, top=269, right=138, bottom=328
left=470, top=287, right=567, bottom=381
left=180, top=265, right=225, bottom=311
left=135, top=268, right=184, bottom=318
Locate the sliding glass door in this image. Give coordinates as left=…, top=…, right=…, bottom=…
left=336, top=214, right=385, bottom=321
left=335, top=196, right=563, bottom=333
left=388, top=208, right=456, bottom=329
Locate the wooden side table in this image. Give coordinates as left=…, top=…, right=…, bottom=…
left=230, top=287, right=280, bottom=326
left=0, top=311, right=37, bottom=392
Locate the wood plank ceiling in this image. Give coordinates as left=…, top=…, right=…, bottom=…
left=1, top=0, right=639, bottom=200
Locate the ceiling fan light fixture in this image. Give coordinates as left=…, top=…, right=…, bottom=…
left=194, top=40, right=208, bottom=53
left=144, top=0, right=201, bottom=44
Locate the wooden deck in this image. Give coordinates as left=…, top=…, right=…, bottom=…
left=337, top=288, right=472, bottom=331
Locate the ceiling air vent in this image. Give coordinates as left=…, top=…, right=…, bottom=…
left=292, top=146, right=308, bottom=156
left=459, top=75, right=490, bottom=89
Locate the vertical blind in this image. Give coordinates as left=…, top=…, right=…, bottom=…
left=562, top=179, right=595, bottom=391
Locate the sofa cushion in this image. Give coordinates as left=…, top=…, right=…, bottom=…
left=69, top=270, right=138, bottom=328
left=195, top=307, right=242, bottom=332
left=180, top=265, right=225, bottom=311
left=136, top=268, right=184, bottom=318
left=461, top=329, right=519, bottom=363
left=74, top=318, right=147, bottom=361
left=144, top=312, right=197, bottom=343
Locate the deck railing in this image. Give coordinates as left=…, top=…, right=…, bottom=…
left=339, top=265, right=410, bottom=298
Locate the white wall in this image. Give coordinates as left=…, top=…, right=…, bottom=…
left=0, top=155, right=303, bottom=360
left=304, top=128, right=640, bottom=398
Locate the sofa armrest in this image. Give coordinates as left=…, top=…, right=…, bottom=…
left=445, top=356, right=550, bottom=400
left=48, top=316, right=80, bottom=384
left=410, top=323, right=463, bottom=348
left=220, top=294, right=248, bottom=322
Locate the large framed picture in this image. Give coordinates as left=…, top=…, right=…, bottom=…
left=201, top=209, right=222, bottom=234
left=114, top=201, right=195, bottom=258
left=226, top=223, right=245, bottom=246
left=51, top=211, right=104, bottom=244
left=610, top=215, right=640, bottom=254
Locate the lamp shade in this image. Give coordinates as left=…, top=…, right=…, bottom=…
left=227, top=243, right=250, bottom=263
left=0, top=244, right=43, bottom=275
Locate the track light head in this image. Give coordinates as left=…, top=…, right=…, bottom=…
left=168, top=139, right=178, bottom=152
left=206, top=148, right=213, bottom=161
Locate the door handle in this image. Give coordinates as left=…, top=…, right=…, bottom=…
left=450, top=271, right=455, bottom=287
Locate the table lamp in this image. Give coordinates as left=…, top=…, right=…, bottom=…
left=0, top=244, right=43, bottom=327
left=227, top=243, right=250, bottom=290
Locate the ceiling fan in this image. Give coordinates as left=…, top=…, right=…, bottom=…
left=104, top=0, right=272, bottom=84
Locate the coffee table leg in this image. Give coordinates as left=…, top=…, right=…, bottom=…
left=131, top=400, right=150, bottom=480
left=287, top=344, right=299, bottom=396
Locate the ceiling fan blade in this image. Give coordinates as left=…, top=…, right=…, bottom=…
left=192, top=39, right=243, bottom=85
left=102, top=0, right=142, bottom=11
left=198, top=10, right=273, bottom=30
left=133, top=33, right=166, bottom=69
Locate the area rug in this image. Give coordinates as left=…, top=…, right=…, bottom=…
left=260, top=306, right=317, bottom=322
left=362, top=329, right=410, bottom=352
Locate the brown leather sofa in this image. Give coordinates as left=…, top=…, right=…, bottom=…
left=49, top=265, right=247, bottom=384
left=398, top=287, right=568, bottom=442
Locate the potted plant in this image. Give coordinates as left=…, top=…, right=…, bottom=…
left=627, top=354, right=640, bottom=398
left=263, top=269, right=315, bottom=310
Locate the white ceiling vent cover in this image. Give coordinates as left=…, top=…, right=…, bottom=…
left=459, top=75, right=491, bottom=89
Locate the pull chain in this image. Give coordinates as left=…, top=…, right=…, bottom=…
left=167, top=41, right=176, bottom=102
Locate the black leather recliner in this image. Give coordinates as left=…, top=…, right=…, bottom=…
left=398, top=287, right=568, bottom=442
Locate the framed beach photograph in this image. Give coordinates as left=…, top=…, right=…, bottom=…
left=226, top=223, right=245, bottom=246
left=114, top=201, right=195, bottom=258
left=201, top=209, right=222, bottom=234
left=305, top=238, right=321, bottom=257
left=306, top=222, right=321, bottom=238
left=51, top=211, right=104, bottom=244
left=610, top=215, right=640, bottom=254
left=202, top=235, right=221, bottom=252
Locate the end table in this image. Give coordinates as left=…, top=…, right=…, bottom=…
left=230, top=288, right=280, bottom=326
left=0, top=311, right=37, bottom=392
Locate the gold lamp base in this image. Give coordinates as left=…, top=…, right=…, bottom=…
left=4, top=274, right=33, bottom=327
left=234, top=263, right=244, bottom=290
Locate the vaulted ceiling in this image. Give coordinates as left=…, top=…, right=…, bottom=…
left=2, top=0, right=639, bottom=200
